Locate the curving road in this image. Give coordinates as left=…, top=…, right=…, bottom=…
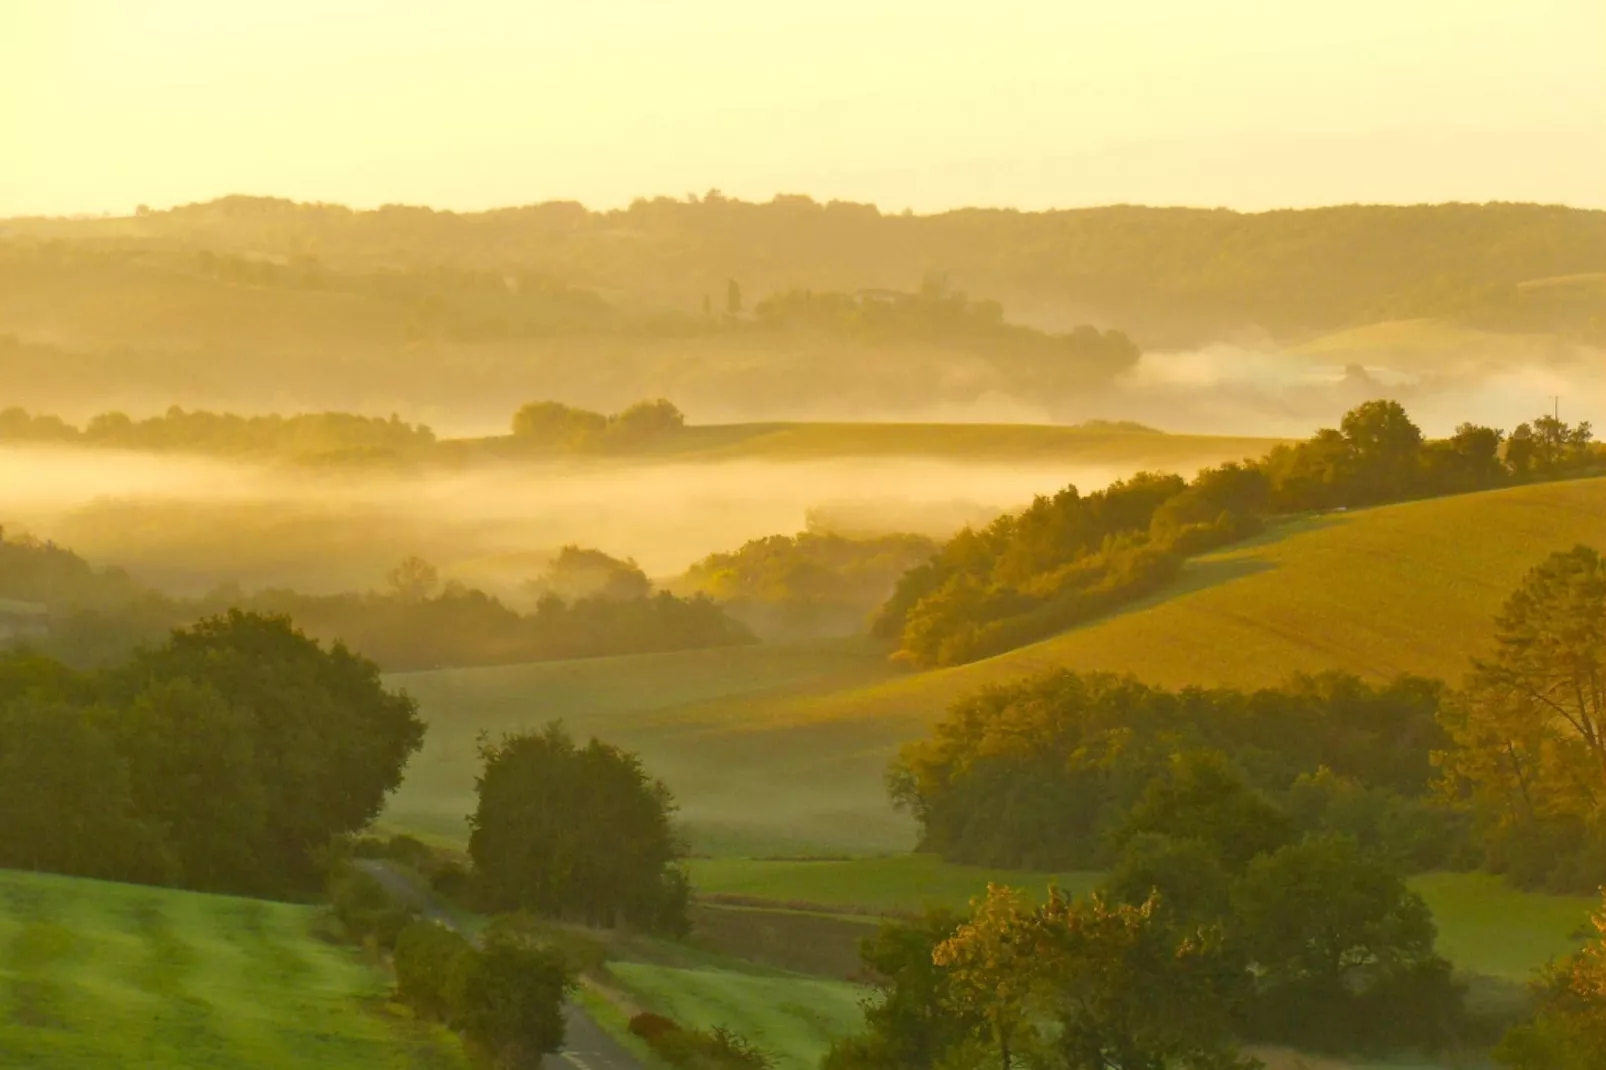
left=354, top=860, right=643, bottom=1070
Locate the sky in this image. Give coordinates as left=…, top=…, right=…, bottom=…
left=4, top=0, right=1605, bottom=217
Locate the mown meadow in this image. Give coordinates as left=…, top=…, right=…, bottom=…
left=0, top=869, right=466, bottom=1069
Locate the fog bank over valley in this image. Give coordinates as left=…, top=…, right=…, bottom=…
left=1, top=446, right=1153, bottom=595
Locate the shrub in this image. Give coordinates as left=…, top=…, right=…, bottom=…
left=393, top=919, right=475, bottom=1021
left=446, top=933, right=572, bottom=1066
left=328, top=865, right=417, bottom=949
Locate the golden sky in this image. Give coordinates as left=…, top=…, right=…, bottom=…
left=5, top=0, right=1604, bottom=216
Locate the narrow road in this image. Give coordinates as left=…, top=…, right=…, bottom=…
left=355, top=860, right=644, bottom=1070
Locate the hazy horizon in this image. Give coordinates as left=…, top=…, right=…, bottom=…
left=6, top=1, right=1605, bottom=218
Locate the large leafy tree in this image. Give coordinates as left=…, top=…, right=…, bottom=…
left=1115, top=750, right=1293, bottom=871
left=120, top=610, right=426, bottom=891
left=468, top=721, right=688, bottom=932
left=1437, top=546, right=1606, bottom=864
left=1340, top=399, right=1425, bottom=502
left=1230, top=835, right=1461, bottom=1053
left=931, top=884, right=1045, bottom=1070
left=821, top=908, right=977, bottom=1070
left=0, top=696, right=171, bottom=882
left=103, top=676, right=267, bottom=891
left=931, top=884, right=1251, bottom=1070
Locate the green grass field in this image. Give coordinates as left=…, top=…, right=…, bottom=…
left=383, top=477, right=1606, bottom=858
left=687, top=855, right=1098, bottom=914
left=0, top=869, right=465, bottom=1070
left=607, top=961, right=864, bottom=1070
left=1411, top=873, right=1596, bottom=981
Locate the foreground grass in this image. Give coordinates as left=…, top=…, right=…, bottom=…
left=385, top=478, right=1606, bottom=858
left=0, top=869, right=466, bottom=1070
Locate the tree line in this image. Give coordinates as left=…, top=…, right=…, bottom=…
left=873, top=401, right=1601, bottom=667
left=25, top=195, right=1601, bottom=346
left=0, top=611, right=424, bottom=896
left=672, top=531, right=939, bottom=640
left=892, top=544, right=1606, bottom=890
left=1, top=532, right=754, bottom=671
left=0, top=404, right=435, bottom=462
left=506, top=397, right=688, bottom=453
left=830, top=865, right=1606, bottom=1070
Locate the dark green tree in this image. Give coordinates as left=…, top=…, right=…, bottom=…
left=1231, top=835, right=1462, bottom=1052
left=1116, top=751, right=1293, bottom=871
left=0, top=697, right=171, bottom=882
left=446, top=931, right=572, bottom=1067
left=1340, top=399, right=1424, bottom=502
left=469, top=721, right=688, bottom=932
left=104, top=677, right=267, bottom=891
left=122, top=611, right=425, bottom=892
left=1105, top=834, right=1234, bottom=926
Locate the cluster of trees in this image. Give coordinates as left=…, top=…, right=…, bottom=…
left=750, top=283, right=1140, bottom=385
left=893, top=544, right=1606, bottom=892
left=1257, top=405, right=1596, bottom=510
left=0, top=404, right=435, bottom=462
left=827, top=860, right=1459, bottom=1069
left=523, top=544, right=653, bottom=603
left=869, top=470, right=1235, bottom=667
left=874, top=401, right=1600, bottom=666
left=218, top=557, right=750, bottom=671
left=673, top=531, right=939, bottom=640
left=0, top=526, right=149, bottom=609
left=508, top=397, right=687, bottom=453
left=469, top=722, right=690, bottom=934
left=0, top=611, right=424, bottom=896
left=1, top=532, right=754, bottom=671
left=891, top=669, right=1455, bottom=871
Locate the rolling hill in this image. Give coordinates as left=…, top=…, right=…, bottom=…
left=382, top=476, right=1606, bottom=857
left=0, top=868, right=465, bottom=1069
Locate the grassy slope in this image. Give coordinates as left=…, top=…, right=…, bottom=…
left=385, top=477, right=1606, bottom=857
left=607, top=961, right=863, bottom=1070
left=0, top=869, right=465, bottom=1070
left=383, top=638, right=908, bottom=856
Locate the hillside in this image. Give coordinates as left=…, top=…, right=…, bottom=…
left=382, top=476, right=1606, bottom=857
left=3, top=199, right=1601, bottom=427
left=9, top=199, right=1602, bottom=345
left=0, top=868, right=465, bottom=1068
